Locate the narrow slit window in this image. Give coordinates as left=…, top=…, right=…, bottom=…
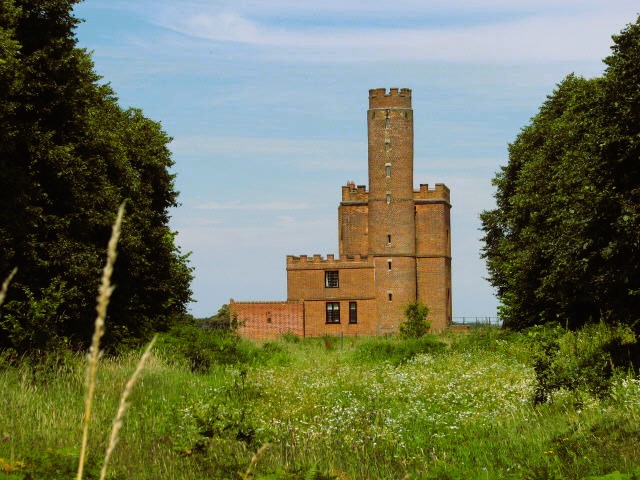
left=385, top=140, right=391, bottom=152
left=387, top=234, right=392, bottom=245
left=388, top=293, right=393, bottom=302
left=386, top=193, right=391, bottom=204
left=387, top=260, right=392, bottom=270
left=385, top=163, right=391, bottom=177
left=385, top=117, right=390, bottom=129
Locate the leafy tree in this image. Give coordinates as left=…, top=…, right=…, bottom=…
left=0, top=0, right=192, bottom=352
left=481, top=16, right=640, bottom=331
left=399, top=301, right=430, bottom=338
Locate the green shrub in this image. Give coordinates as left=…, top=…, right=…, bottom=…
left=528, top=322, right=637, bottom=403
left=399, top=301, right=430, bottom=339
left=157, top=321, right=259, bottom=373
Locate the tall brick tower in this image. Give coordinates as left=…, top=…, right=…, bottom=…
left=367, top=88, right=417, bottom=331
left=232, top=87, right=452, bottom=340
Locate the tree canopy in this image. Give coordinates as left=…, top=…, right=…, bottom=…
left=481, top=16, right=640, bottom=331
left=0, top=0, right=192, bottom=352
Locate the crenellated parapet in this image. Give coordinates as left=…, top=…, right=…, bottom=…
left=341, top=183, right=368, bottom=203
left=414, top=183, right=450, bottom=203
left=230, top=299, right=296, bottom=305
left=287, top=253, right=373, bottom=270
left=369, top=87, right=412, bottom=109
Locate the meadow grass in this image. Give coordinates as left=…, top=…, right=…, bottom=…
left=1, top=328, right=639, bottom=479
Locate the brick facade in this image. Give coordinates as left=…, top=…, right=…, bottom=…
left=230, top=300, right=304, bottom=341
left=231, top=88, right=452, bottom=340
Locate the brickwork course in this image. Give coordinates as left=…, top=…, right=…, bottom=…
left=231, top=88, right=452, bottom=339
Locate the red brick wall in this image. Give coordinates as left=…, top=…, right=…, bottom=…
left=287, top=256, right=374, bottom=300
left=338, top=203, right=369, bottom=257
left=415, top=201, right=451, bottom=257
left=373, top=256, right=417, bottom=333
left=230, top=300, right=304, bottom=341
left=416, top=257, right=451, bottom=332
left=303, top=299, right=377, bottom=337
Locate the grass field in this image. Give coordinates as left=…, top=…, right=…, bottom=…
left=1, top=328, right=639, bottom=479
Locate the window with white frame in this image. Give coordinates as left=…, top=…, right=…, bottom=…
left=326, top=302, right=340, bottom=323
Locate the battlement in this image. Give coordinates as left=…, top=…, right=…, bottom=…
left=287, top=253, right=372, bottom=268
left=230, top=299, right=296, bottom=305
left=341, top=183, right=369, bottom=202
left=414, top=183, right=450, bottom=202
left=369, top=87, right=412, bottom=109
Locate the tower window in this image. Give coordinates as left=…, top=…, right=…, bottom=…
left=388, top=293, right=393, bottom=302
left=385, top=118, right=390, bottom=129
left=386, top=193, right=391, bottom=204
left=387, top=260, right=392, bottom=270
left=385, top=163, right=391, bottom=177
left=385, top=140, right=391, bottom=152
left=349, top=302, right=357, bottom=324
left=387, top=234, right=392, bottom=245
left=326, top=302, right=340, bottom=324
left=325, top=270, right=339, bottom=288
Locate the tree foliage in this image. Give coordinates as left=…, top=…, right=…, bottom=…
left=481, top=16, right=640, bottom=331
left=399, top=301, right=430, bottom=338
left=0, top=0, right=192, bottom=352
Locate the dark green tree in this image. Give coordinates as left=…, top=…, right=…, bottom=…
left=0, top=0, right=192, bottom=352
left=481, top=15, right=640, bottom=331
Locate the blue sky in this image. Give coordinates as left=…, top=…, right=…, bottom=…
left=73, top=0, right=639, bottom=319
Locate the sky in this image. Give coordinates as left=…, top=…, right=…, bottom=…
left=73, top=0, right=639, bottom=319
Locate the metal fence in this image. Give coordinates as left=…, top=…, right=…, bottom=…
left=451, top=316, right=502, bottom=327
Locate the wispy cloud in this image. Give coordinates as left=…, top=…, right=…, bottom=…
left=151, top=6, right=638, bottom=63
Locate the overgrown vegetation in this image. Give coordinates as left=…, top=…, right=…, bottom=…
left=1, top=324, right=639, bottom=479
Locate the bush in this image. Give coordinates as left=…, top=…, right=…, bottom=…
left=528, top=322, right=638, bottom=403
left=399, top=301, right=429, bottom=339
left=157, top=320, right=259, bottom=373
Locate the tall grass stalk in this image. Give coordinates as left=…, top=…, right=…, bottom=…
left=76, top=204, right=124, bottom=480
left=99, top=334, right=157, bottom=480
left=0, top=266, right=17, bottom=307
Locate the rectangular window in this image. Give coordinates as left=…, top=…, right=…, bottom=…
left=387, top=234, right=392, bottom=245
left=386, top=193, right=391, bottom=204
left=325, top=270, right=339, bottom=288
left=388, top=292, right=393, bottom=302
left=386, top=164, right=391, bottom=177
left=387, top=260, right=392, bottom=270
left=326, top=302, right=340, bottom=324
left=349, top=302, right=357, bottom=324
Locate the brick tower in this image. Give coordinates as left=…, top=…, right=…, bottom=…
left=231, top=87, right=452, bottom=340
left=367, top=88, right=416, bottom=331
